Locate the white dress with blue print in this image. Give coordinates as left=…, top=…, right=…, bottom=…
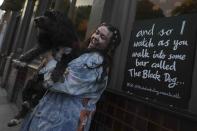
left=21, top=52, right=108, bottom=131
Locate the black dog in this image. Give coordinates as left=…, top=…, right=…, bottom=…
left=8, top=10, right=80, bottom=127
left=19, top=10, right=80, bottom=101
left=19, top=10, right=80, bottom=104
left=19, top=10, right=80, bottom=106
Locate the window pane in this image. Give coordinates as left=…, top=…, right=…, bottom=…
left=74, top=0, right=93, bottom=40
left=135, top=0, right=197, bottom=20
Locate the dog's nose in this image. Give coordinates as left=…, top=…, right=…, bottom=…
left=34, top=17, right=39, bottom=25
left=34, top=16, right=45, bottom=25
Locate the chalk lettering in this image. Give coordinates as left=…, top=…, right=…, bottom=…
left=158, top=28, right=173, bottom=36
left=164, top=73, right=177, bottom=88
left=135, top=58, right=149, bottom=67
left=133, top=38, right=154, bottom=48
left=131, top=85, right=181, bottom=99
left=173, top=40, right=188, bottom=50
left=158, top=39, right=170, bottom=47
left=168, top=54, right=186, bottom=60
left=128, top=68, right=141, bottom=78
left=131, top=49, right=150, bottom=58
left=152, top=50, right=166, bottom=59
left=136, top=24, right=155, bottom=37
left=180, top=20, right=186, bottom=35
left=127, top=82, right=134, bottom=88
left=142, top=70, right=161, bottom=81
left=151, top=60, right=176, bottom=71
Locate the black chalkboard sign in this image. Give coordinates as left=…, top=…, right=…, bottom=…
left=122, top=14, right=197, bottom=108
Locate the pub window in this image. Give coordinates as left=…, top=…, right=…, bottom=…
left=48, top=0, right=93, bottom=41
left=26, top=0, right=93, bottom=52
left=123, top=0, right=197, bottom=119
left=135, top=0, right=197, bottom=20
left=70, top=0, right=93, bottom=41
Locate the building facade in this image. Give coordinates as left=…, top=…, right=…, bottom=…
left=0, top=0, right=197, bottom=131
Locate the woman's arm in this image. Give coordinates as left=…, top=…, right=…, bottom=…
left=39, top=59, right=57, bottom=74
left=46, top=53, right=106, bottom=95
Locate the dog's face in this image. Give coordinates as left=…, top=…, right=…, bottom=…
left=34, top=10, right=79, bottom=48
left=34, top=11, right=58, bottom=34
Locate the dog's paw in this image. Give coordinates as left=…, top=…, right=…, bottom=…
left=12, top=59, right=27, bottom=69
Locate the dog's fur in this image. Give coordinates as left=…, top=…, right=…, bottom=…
left=19, top=10, right=79, bottom=62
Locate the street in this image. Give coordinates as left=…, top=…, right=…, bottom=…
left=0, top=84, right=20, bottom=131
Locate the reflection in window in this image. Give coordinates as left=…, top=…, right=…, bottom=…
left=49, top=0, right=93, bottom=41
left=135, top=0, right=164, bottom=20
left=135, top=0, right=197, bottom=20
left=171, top=0, right=197, bottom=16
left=74, top=0, right=93, bottom=40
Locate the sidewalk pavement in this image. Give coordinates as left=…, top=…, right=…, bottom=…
left=0, top=87, right=20, bottom=131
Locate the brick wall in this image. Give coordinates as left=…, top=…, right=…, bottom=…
left=91, top=90, right=197, bottom=131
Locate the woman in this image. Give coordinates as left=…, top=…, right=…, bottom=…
left=21, top=23, right=121, bottom=131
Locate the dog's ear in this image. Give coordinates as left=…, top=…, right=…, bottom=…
left=44, top=10, right=57, bottom=21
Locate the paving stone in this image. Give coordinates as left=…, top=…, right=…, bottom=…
left=0, top=87, right=20, bottom=131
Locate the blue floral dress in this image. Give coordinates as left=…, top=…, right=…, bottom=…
left=21, top=52, right=108, bottom=131
left=38, top=58, right=57, bottom=80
